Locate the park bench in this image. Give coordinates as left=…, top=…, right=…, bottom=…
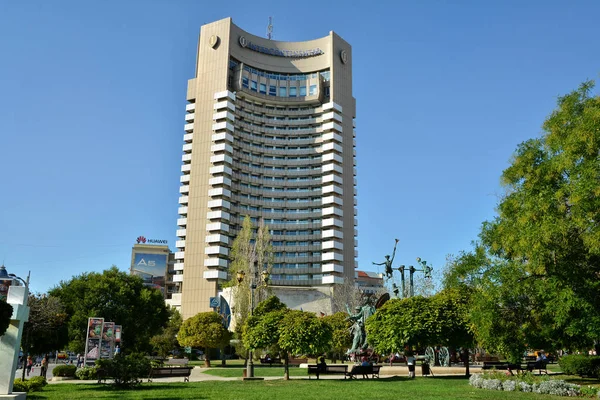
left=260, top=357, right=282, bottom=366
left=346, top=365, right=381, bottom=379
left=482, top=361, right=522, bottom=375
left=165, top=358, right=189, bottom=366
left=147, top=366, right=193, bottom=382
left=526, top=360, right=548, bottom=374
left=307, top=364, right=348, bottom=379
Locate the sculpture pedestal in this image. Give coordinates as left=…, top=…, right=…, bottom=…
left=0, top=393, right=27, bottom=400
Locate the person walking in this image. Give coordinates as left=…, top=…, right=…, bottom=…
left=26, top=356, right=33, bottom=377
left=40, top=355, right=48, bottom=378
left=406, top=351, right=416, bottom=379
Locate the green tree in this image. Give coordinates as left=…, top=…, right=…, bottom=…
left=242, top=296, right=287, bottom=355
left=252, top=295, right=287, bottom=317
left=50, top=266, right=169, bottom=353
left=20, top=294, right=69, bottom=379
left=444, top=81, right=600, bottom=356
left=150, top=307, right=183, bottom=358
left=0, top=301, right=12, bottom=337
left=177, top=311, right=231, bottom=367
left=278, top=310, right=332, bottom=380
left=226, top=216, right=273, bottom=358
left=322, top=312, right=352, bottom=363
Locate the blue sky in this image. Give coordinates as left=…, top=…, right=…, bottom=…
left=1, top=0, right=599, bottom=294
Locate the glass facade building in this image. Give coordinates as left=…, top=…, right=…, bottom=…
left=175, top=18, right=357, bottom=318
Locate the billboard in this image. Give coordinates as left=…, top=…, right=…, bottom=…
left=84, top=317, right=104, bottom=363
left=132, top=253, right=168, bottom=292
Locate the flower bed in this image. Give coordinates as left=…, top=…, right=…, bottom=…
left=469, top=371, right=594, bottom=397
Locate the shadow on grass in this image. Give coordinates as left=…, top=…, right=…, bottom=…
left=29, top=383, right=210, bottom=400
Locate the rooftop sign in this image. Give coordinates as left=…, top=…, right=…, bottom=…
left=239, top=36, right=323, bottom=58
left=136, top=236, right=168, bottom=245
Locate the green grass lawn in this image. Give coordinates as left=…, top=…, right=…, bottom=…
left=28, top=377, right=568, bottom=400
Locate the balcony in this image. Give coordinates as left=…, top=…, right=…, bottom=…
left=185, top=103, right=195, bottom=112
left=204, top=258, right=228, bottom=268
left=182, top=143, right=193, bottom=152
left=178, top=196, right=189, bottom=205
left=206, top=222, right=229, bottom=232
left=182, top=154, right=192, bottom=162
left=174, top=251, right=185, bottom=260
left=322, top=240, right=343, bottom=250
left=183, top=133, right=193, bottom=143
left=205, top=246, right=229, bottom=256
left=211, top=132, right=234, bottom=143
left=178, top=206, right=188, bottom=215
left=176, top=229, right=187, bottom=237
left=185, top=113, right=194, bottom=122
left=322, top=275, right=344, bottom=284
left=175, top=240, right=185, bottom=248
left=173, top=262, right=184, bottom=271
left=322, top=264, right=344, bottom=273
left=321, top=229, right=343, bottom=239
left=173, top=274, right=184, bottom=283
left=181, top=164, right=191, bottom=173
left=184, top=123, right=194, bottom=133
left=207, top=199, right=231, bottom=209
left=180, top=175, right=190, bottom=183
left=203, top=270, right=228, bottom=280
left=179, top=186, right=189, bottom=194
left=322, top=207, right=343, bottom=217
left=177, top=218, right=187, bottom=226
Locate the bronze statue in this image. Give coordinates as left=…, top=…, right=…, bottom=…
left=346, top=304, right=376, bottom=354
left=373, top=239, right=399, bottom=280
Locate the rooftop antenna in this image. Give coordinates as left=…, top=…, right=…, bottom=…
left=267, top=16, right=273, bottom=40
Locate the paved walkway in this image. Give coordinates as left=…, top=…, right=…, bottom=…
left=47, top=364, right=479, bottom=384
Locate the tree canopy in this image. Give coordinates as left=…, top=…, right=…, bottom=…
left=49, top=266, right=169, bottom=353
left=0, top=301, right=13, bottom=337
left=322, top=312, right=352, bottom=361
left=150, top=307, right=182, bottom=358
left=177, top=311, right=231, bottom=367
left=444, top=81, right=600, bottom=358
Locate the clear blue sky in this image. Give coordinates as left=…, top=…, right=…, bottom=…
left=1, top=0, right=599, bottom=294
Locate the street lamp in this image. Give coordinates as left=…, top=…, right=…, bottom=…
left=0, top=265, right=30, bottom=396
left=236, top=260, right=269, bottom=379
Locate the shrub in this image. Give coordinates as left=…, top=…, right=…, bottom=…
left=470, top=373, right=582, bottom=397
left=12, top=379, right=28, bottom=393
left=559, top=355, right=600, bottom=378
left=12, top=377, right=47, bottom=393
left=75, top=365, right=98, bottom=380
left=52, top=364, right=77, bottom=377
left=95, top=353, right=151, bottom=388
left=26, top=376, right=47, bottom=392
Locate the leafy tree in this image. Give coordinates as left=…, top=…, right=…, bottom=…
left=20, top=294, right=69, bottom=379
left=226, top=216, right=273, bottom=358
left=150, top=307, right=182, bottom=358
left=278, top=310, right=332, bottom=380
left=242, top=296, right=287, bottom=356
left=444, top=81, right=600, bottom=356
left=49, top=266, right=169, bottom=353
left=322, top=312, right=352, bottom=363
left=177, top=311, right=231, bottom=367
left=0, top=301, right=12, bottom=337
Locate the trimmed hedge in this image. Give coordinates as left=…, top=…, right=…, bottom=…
left=52, top=364, right=77, bottom=377
left=95, top=353, right=151, bottom=388
left=13, top=376, right=48, bottom=393
left=558, top=355, right=600, bottom=378
left=76, top=365, right=98, bottom=380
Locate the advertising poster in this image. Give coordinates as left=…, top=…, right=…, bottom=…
left=84, top=317, right=104, bottom=363
left=132, top=253, right=168, bottom=293
left=100, top=322, right=115, bottom=359
left=114, top=325, right=122, bottom=344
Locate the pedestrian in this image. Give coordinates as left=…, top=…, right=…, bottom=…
left=406, top=351, right=416, bottom=379
left=26, top=356, right=33, bottom=377
left=76, top=353, right=83, bottom=368
left=114, top=345, right=120, bottom=356
left=40, top=355, right=48, bottom=378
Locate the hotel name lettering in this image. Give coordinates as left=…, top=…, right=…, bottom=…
left=239, top=36, right=323, bottom=58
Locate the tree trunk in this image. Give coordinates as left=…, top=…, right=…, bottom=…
left=464, top=348, right=470, bottom=377
left=221, top=347, right=226, bottom=366
left=21, top=350, right=27, bottom=381
left=204, top=347, right=211, bottom=368
left=284, top=352, right=289, bottom=381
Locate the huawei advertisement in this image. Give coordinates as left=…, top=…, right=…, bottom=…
left=132, top=253, right=168, bottom=294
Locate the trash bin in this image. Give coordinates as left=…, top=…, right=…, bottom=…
left=243, top=368, right=247, bottom=378
left=421, top=362, right=430, bottom=376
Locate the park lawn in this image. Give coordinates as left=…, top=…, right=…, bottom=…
left=28, top=377, right=567, bottom=400
left=202, top=366, right=308, bottom=377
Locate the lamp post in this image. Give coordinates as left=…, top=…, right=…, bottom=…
left=236, top=260, right=269, bottom=379
left=0, top=265, right=30, bottom=397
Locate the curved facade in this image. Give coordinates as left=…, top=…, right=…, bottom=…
left=174, top=18, right=357, bottom=318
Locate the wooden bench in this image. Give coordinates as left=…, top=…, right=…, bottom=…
left=346, top=365, right=381, bottom=379
left=526, top=360, right=548, bottom=374
left=260, top=357, right=282, bottom=366
left=147, top=366, right=193, bottom=382
left=482, top=362, right=522, bottom=375
left=307, top=364, right=348, bottom=379
left=165, top=358, right=189, bottom=366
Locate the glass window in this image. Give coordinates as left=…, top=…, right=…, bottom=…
left=299, top=86, right=306, bottom=96
left=269, top=85, right=276, bottom=96
left=279, top=87, right=287, bottom=97
left=242, top=77, right=249, bottom=88
left=250, top=81, right=257, bottom=91
left=289, top=87, right=297, bottom=97
left=259, top=83, right=266, bottom=94
left=309, top=84, right=317, bottom=95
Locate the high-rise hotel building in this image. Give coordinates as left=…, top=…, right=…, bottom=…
left=175, top=18, right=357, bottom=318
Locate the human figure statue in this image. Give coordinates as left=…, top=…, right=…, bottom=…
left=346, top=304, right=376, bottom=354
left=373, top=239, right=399, bottom=280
